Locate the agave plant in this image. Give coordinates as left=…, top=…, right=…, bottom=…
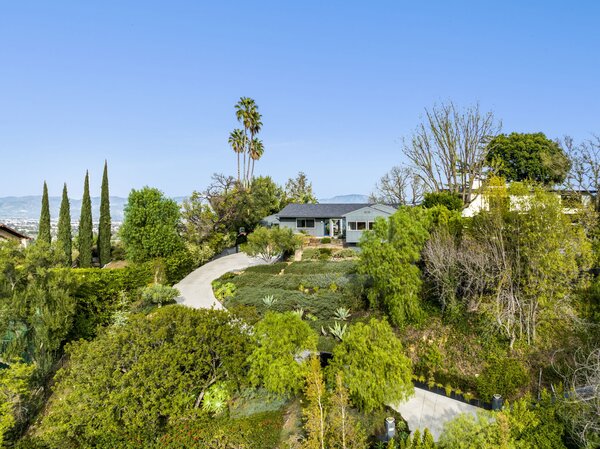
left=201, top=383, right=231, bottom=415
left=291, top=308, right=304, bottom=319
left=334, top=307, right=351, bottom=321
left=262, top=295, right=278, bottom=308
left=329, top=321, right=347, bottom=341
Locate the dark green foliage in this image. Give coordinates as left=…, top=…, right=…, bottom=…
left=0, top=249, right=76, bottom=375
left=35, top=306, right=253, bottom=447
left=37, top=181, right=51, bottom=245
left=476, top=353, right=529, bottom=402
left=120, top=187, right=184, bottom=263
left=327, top=319, right=413, bottom=412
left=69, top=264, right=153, bottom=338
left=162, top=249, right=195, bottom=284
left=248, top=312, right=317, bottom=396
left=78, top=171, right=94, bottom=268
left=157, top=411, right=284, bottom=449
left=359, top=207, right=432, bottom=326
left=486, top=132, right=571, bottom=184
left=98, top=161, right=111, bottom=266
left=422, top=191, right=463, bottom=211
left=320, top=237, right=332, bottom=244
left=56, top=183, right=72, bottom=266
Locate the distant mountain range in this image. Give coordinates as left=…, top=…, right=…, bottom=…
left=0, top=194, right=369, bottom=224
left=318, top=194, right=369, bottom=204
left=0, top=196, right=129, bottom=222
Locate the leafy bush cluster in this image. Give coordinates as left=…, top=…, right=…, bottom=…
left=302, top=247, right=356, bottom=261
left=69, top=264, right=153, bottom=338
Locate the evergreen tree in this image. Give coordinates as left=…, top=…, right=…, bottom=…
left=56, top=183, right=72, bottom=266
left=38, top=181, right=51, bottom=245
left=78, top=171, right=93, bottom=268
left=98, top=161, right=111, bottom=266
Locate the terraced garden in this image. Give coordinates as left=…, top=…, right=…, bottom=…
left=212, top=260, right=372, bottom=350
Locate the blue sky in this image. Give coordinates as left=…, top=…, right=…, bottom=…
left=1, top=1, right=599, bottom=199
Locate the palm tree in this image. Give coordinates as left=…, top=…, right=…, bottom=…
left=249, top=138, right=264, bottom=181
left=246, top=110, right=263, bottom=183
left=228, top=129, right=246, bottom=183
left=235, top=97, right=262, bottom=187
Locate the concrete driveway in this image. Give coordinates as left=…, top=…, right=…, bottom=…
left=175, top=252, right=265, bottom=309
left=390, top=387, right=480, bottom=441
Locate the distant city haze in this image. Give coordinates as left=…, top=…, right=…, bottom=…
left=1, top=2, right=598, bottom=199
left=0, top=194, right=369, bottom=236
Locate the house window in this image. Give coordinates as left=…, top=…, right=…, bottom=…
left=297, top=218, right=315, bottom=228
left=368, top=221, right=375, bottom=230
left=349, top=221, right=367, bottom=231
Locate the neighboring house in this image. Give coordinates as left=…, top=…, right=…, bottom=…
left=462, top=187, right=596, bottom=217
left=272, top=203, right=397, bottom=244
left=0, top=224, right=31, bottom=247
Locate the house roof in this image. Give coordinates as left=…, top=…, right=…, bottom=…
left=277, top=203, right=383, bottom=218
left=0, top=224, right=31, bottom=240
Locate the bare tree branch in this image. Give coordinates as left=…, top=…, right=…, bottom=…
left=403, top=102, right=501, bottom=205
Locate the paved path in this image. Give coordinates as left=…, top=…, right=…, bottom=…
left=175, top=252, right=265, bottom=309
left=390, top=388, right=480, bottom=441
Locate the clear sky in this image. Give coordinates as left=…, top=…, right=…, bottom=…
left=1, top=1, right=599, bottom=199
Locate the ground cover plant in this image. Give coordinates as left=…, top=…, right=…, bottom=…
left=214, top=260, right=368, bottom=336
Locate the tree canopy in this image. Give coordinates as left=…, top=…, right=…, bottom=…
left=284, top=172, right=317, bottom=204
left=121, top=187, right=184, bottom=263
left=248, top=312, right=317, bottom=397
left=327, top=318, right=413, bottom=412
left=36, top=306, right=253, bottom=447
left=486, top=132, right=571, bottom=184
left=358, top=207, right=432, bottom=326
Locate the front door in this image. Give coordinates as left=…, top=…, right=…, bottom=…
left=330, top=219, right=341, bottom=237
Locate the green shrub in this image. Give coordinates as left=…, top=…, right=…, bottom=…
left=302, top=248, right=319, bottom=260
left=244, top=262, right=288, bottom=274
left=162, top=250, right=196, bottom=284
left=158, top=411, right=283, bottom=449
left=69, top=264, right=153, bottom=338
left=139, top=284, right=179, bottom=307
left=422, top=192, right=463, bottom=210
left=284, top=260, right=356, bottom=275
left=318, top=248, right=332, bottom=260
left=333, top=248, right=356, bottom=259
left=214, top=282, right=237, bottom=300
left=320, top=237, right=332, bottom=244
left=476, top=354, right=528, bottom=402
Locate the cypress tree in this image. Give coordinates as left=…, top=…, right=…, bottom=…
left=57, top=183, right=72, bottom=266
left=78, top=171, right=93, bottom=268
left=38, top=181, right=51, bottom=245
left=98, top=160, right=111, bottom=266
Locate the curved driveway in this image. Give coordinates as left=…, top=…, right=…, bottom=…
left=390, top=388, right=480, bottom=441
left=175, top=252, right=265, bottom=309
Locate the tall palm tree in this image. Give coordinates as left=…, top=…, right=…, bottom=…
left=249, top=138, right=264, bottom=181
left=246, top=110, right=262, bottom=184
left=235, top=97, right=262, bottom=187
left=228, top=129, right=246, bottom=183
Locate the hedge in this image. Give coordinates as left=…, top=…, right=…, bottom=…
left=68, top=264, right=153, bottom=338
